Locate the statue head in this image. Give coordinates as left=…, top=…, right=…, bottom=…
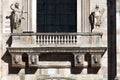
left=76, top=55, right=81, bottom=63
left=31, top=55, right=36, bottom=64
left=15, top=2, right=19, bottom=8
left=93, top=55, right=99, bottom=64
left=13, top=55, right=20, bottom=64
left=95, top=5, right=99, bottom=9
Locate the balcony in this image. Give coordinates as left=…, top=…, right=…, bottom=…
left=9, top=32, right=104, bottom=47
left=7, top=32, right=107, bottom=68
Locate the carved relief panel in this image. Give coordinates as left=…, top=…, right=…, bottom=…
left=28, top=54, right=39, bottom=67
left=11, top=53, right=25, bottom=68
left=91, top=54, right=101, bottom=67
left=74, top=53, right=84, bottom=67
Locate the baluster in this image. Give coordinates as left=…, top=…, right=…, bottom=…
left=73, top=35, right=76, bottom=44
left=53, top=36, right=54, bottom=44
left=43, top=35, right=45, bottom=44
left=54, top=36, right=55, bottom=44
left=44, top=35, right=46, bottom=44
left=37, top=36, right=39, bottom=44
left=70, top=35, right=73, bottom=44
left=67, top=35, right=70, bottom=44
left=40, top=35, right=43, bottom=44
left=49, top=35, right=51, bottom=44
left=46, top=35, right=48, bottom=44
left=55, top=35, right=57, bottom=44
left=58, top=35, right=60, bottom=44
left=61, top=36, right=63, bottom=44
left=64, top=35, right=66, bottom=44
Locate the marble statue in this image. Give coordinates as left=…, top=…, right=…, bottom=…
left=89, top=5, right=105, bottom=32
left=10, top=2, right=25, bottom=32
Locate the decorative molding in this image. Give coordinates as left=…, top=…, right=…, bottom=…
left=7, top=47, right=107, bottom=54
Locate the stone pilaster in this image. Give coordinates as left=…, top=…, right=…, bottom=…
left=81, top=0, right=90, bottom=32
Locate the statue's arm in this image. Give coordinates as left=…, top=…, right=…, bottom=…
left=10, top=4, right=15, bottom=11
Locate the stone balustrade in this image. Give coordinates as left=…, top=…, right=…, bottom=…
left=10, top=32, right=103, bottom=47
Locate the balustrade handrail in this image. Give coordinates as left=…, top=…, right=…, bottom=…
left=10, top=32, right=103, bottom=46
left=10, top=32, right=103, bottom=36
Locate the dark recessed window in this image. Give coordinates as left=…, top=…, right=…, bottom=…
left=37, top=0, right=77, bottom=32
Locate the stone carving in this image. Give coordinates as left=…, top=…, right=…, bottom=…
left=10, top=2, right=25, bottom=33
left=13, top=55, right=21, bottom=64
left=76, top=55, right=81, bottom=64
left=93, top=55, right=100, bottom=64
left=89, top=5, right=105, bottom=32
left=30, top=55, right=37, bottom=64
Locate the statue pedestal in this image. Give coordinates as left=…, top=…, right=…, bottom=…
left=92, top=26, right=102, bottom=32
left=13, top=27, right=23, bottom=33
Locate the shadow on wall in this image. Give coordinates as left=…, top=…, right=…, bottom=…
left=85, top=53, right=100, bottom=74
left=22, top=53, right=38, bottom=74
left=6, top=36, right=12, bottom=47
left=1, top=50, right=21, bottom=74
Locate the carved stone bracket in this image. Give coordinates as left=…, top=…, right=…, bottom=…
left=28, top=53, right=39, bottom=67
left=90, top=53, right=101, bottom=68
left=73, top=52, right=103, bottom=68
left=7, top=47, right=107, bottom=68
left=11, top=53, right=25, bottom=68
left=73, top=53, right=87, bottom=68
